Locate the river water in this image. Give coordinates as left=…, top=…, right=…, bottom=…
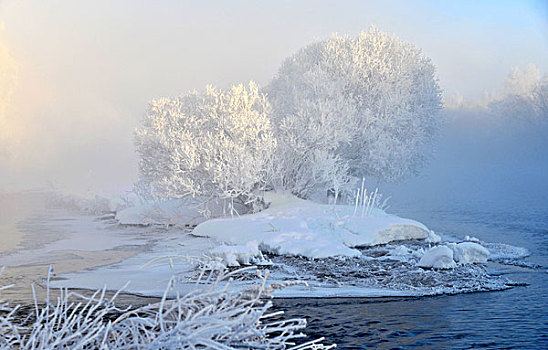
left=276, top=194, right=548, bottom=349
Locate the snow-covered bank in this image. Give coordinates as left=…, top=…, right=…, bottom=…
left=7, top=190, right=522, bottom=300
left=50, top=235, right=512, bottom=299
left=192, top=193, right=434, bottom=259
left=45, top=192, right=521, bottom=299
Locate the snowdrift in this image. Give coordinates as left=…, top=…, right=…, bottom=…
left=192, top=193, right=433, bottom=259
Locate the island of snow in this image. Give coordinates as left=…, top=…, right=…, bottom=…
left=192, top=192, right=434, bottom=259
left=46, top=191, right=509, bottom=299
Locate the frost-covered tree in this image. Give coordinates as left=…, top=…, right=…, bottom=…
left=267, top=27, right=442, bottom=198
left=135, top=82, right=277, bottom=213
left=503, top=64, right=540, bottom=97
left=489, top=64, right=547, bottom=124
left=270, top=66, right=357, bottom=198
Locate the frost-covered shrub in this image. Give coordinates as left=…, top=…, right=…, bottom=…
left=267, top=27, right=442, bottom=197
left=135, top=82, right=277, bottom=213
left=0, top=266, right=334, bottom=349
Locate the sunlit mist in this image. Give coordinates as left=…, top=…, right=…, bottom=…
left=0, top=0, right=546, bottom=195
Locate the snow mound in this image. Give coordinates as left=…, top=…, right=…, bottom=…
left=193, top=193, right=430, bottom=259
left=464, top=235, right=481, bottom=243
left=115, top=198, right=247, bottom=227
left=426, top=230, right=442, bottom=243
left=418, top=246, right=457, bottom=269
left=448, top=242, right=490, bottom=264
left=210, top=241, right=271, bottom=267
left=419, top=241, right=491, bottom=269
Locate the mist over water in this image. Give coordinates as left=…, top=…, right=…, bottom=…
left=382, top=109, right=548, bottom=214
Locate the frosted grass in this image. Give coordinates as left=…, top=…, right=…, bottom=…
left=0, top=265, right=334, bottom=349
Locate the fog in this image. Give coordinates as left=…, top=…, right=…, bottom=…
left=0, top=0, right=547, bottom=196
left=382, top=109, right=548, bottom=214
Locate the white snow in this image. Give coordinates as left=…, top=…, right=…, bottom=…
left=418, top=241, right=490, bottom=269
left=461, top=236, right=530, bottom=262
left=0, top=212, right=147, bottom=267
left=50, top=232, right=213, bottom=297
left=448, top=242, right=490, bottom=264
left=210, top=241, right=271, bottom=267
left=464, top=235, right=481, bottom=243
left=15, top=191, right=507, bottom=299
left=192, top=192, right=430, bottom=259
left=418, top=246, right=457, bottom=269
left=45, top=218, right=508, bottom=299
left=386, top=244, right=424, bottom=262
left=426, top=230, right=442, bottom=243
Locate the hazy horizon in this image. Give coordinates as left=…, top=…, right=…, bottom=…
left=0, top=0, right=546, bottom=194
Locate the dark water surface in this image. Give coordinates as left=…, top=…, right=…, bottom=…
left=276, top=195, right=548, bottom=349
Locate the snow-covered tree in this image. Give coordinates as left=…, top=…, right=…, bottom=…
left=269, top=62, right=357, bottom=198
left=489, top=64, right=547, bottom=124
left=135, top=82, right=277, bottom=213
left=503, top=64, right=540, bottom=97
left=267, top=27, right=442, bottom=198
